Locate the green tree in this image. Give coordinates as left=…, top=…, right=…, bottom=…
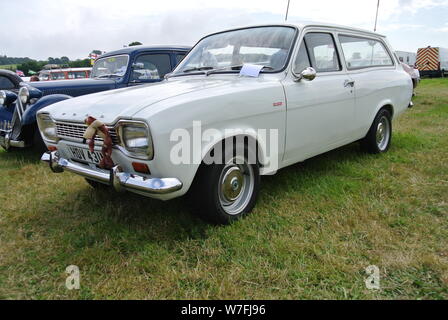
left=128, top=41, right=142, bottom=46
left=60, top=56, right=70, bottom=65
left=16, top=61, right=46, bottom=76
left=69, top=59, right=91, bottom=68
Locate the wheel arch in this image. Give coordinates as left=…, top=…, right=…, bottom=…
left=373, top=100, right=394, bottom=122
left=187, top=132, right=267, bottom=193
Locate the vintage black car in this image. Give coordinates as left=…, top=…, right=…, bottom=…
left=0, top=69, right=23, bottom=92
left=0, top=45, right=190, bottom=151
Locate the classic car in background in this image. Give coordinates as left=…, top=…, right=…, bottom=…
left=0, top=69, right=24, bottom=133
left=0, top=45, right=190, bottom=151
left=0, top=69, right=23, bottom=92
left=401, top=62, right=420, bottom=95
left=38, top=67, right=92, bottom=81
left=39, top=23, right=412, bottom=224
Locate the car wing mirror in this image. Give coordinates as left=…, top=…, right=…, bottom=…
left=294, top=67, right=317, bottom=82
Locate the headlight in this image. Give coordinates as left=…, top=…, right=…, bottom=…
left=0, top=91, right=5, bottom=105
left=36, top=113, right=58, bottom=143
left=117, top=121, right=153, bottom=160
left=19, top=87, right=29, bottom=104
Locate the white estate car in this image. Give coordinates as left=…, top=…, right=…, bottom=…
left=38, top=23, right=413, bottom=224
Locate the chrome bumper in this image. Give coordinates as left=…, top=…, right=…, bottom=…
left=0, top=131, right=25, bottom=149
left=41, top=151, right=183, bottom=195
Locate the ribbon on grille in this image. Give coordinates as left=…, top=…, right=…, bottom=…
left=82, top=116, right=114, bottom=169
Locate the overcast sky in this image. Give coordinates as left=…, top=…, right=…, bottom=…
left=1, top=0, right=448, bottom=60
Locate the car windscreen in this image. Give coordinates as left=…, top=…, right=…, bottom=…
left=172, top=26, right=296, bottom=76
left=91, top=55, right=129, bottom=79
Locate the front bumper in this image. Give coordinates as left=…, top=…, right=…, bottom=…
left=41, top=151, right=183, bottom=196
left=0, top=131, right=25, bottom=149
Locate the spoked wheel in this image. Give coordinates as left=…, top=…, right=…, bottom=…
left=361, top=108, right=392, bottom=154
left=193, top=145, right=260, bottom=225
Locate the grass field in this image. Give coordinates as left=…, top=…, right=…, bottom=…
left=0, top=79, right=447, bottom=299
left=0, top=64, right=17, bottom=71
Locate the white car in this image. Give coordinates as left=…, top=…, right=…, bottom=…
left=38, top=22, right=413, bottom=224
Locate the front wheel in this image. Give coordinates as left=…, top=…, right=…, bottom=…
left=194, top=146, right=260, bottom=225
left=361, top=108, right=392, bottom=154
left=32, top=127, right=48, bottom=154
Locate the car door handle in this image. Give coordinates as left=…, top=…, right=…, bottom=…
left=344, top=80, right=355, bottom=87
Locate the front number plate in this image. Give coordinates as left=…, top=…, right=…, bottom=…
left=69, top=146, right=103, bottom=165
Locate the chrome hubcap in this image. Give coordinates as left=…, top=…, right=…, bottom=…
left=222, top=167, right=244, bottom=202
left=218, top=156, right=255, bottom=215
left=376, top=116, right=390, bottom=151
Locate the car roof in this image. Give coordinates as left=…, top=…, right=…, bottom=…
left=0, top=69, right=23, bottom=84
left=39, top=67, right=92, bottom=73
left=0, top=69, right=20, bottom=77
left=207, top=21, right=386, bottom=38
left=100, top=45, right=192, bottom=58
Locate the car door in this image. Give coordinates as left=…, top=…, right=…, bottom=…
left=282, top=31, right=356, bottom=164
left=128, top=52, right=172, bottom=86
left=337, top=34, right=401, bottom=137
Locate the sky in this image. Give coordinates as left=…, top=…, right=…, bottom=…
left=1, top=0, right=448, bottom=60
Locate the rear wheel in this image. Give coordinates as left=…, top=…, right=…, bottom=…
left=361, top=108, right=392, bottom=154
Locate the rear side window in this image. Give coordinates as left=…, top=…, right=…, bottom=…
left=339, top=35, right=393, bottom=69
left=51, top=72, right=66, bottom=80
left=39, top=73, right=50, bottom=81
left=131, top=54, right=171, bottom=81
left=68, top=71, right=88, bottom=79
left=304, top=33, right=341, bottom=72
left=0, top=76, right=15, bottom=89
left=175, top=53, right=186, bottom=66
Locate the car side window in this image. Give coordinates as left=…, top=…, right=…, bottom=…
left=304, top=33, right=341, bottom=72
left=339, top=35, right=393, bottom=69
left=131, top=54, right=172, bottom=81
left=175, top=53, right=186, bottom=66
left=51, top=72, right=65, bottom=80
left=0, top=76, right=15, bottom=89
left=293, top=42, right=311, bottom=74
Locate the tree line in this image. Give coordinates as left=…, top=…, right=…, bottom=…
left=1, top=42, right=143, bottom=76
left=1, top=55, right=91, bottom=76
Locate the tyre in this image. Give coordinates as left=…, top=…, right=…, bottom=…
left=32, top=127, right=48, bottom=154
left=361, top=108, right=392, bottom=154
left=193, top=144, right=260, bottom=225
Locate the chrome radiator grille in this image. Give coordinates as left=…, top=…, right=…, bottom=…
left=55, top=122, right=119, bottom=145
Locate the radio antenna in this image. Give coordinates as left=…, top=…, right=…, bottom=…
left=374, top=0, right=380, bottom=32
left=285, top=0, right=291, bottom=21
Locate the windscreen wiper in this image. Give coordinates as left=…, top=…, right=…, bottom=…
left=95, top=74, right=121, bottom=79
left=182, top=66, right=215, bottom=73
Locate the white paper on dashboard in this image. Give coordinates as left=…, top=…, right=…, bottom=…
left=239, top=64, right=264, bottom=77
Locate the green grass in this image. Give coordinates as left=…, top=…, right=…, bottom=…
left=0, top=64, right=17, bottom=71
left=0, top=79, right=447, bottom=299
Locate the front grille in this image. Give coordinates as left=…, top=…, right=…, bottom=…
left=56, top=122, right=119, bottom=145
